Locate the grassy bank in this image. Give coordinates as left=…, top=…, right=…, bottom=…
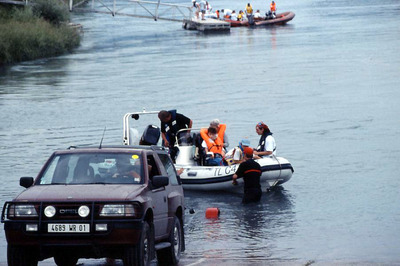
left=0, top=1, right=81, bottom=66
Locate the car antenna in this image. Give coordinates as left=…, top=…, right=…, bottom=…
left=99, top=127, right=106, bottom=149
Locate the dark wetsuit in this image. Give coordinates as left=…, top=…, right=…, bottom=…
left=235, top=159, right=262, bottom=203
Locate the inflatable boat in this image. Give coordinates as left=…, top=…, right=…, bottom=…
left=225, top=19, right=249, bottom=27
left=255, top=11, right=295, bottom=26
left=175, top=145, right=293, bottom=193
left=122, top=110, right=294, bottom=193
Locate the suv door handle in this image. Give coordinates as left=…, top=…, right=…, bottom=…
left=164, top=196, right=167, bottom=203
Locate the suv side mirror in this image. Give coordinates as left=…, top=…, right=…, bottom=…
left=152, top=175, right=169, bottom=188
left=20, top=177, right=34, bottom=188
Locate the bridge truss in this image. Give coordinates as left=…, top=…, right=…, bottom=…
left=69, top=0, right=193, bottom=22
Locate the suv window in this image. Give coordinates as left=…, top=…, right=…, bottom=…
left=158, top=153, right=180, bottom=185
left=37, top=152, right=144, bottom=185
left=146, top=154, right=161, bottom=180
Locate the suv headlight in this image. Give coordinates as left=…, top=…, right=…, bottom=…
left=8, top=204, right=38, bottom=218
left=100, top=204, right=136, bottom=217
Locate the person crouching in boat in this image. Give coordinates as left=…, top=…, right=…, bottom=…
left=225, top=139, right=250, bottom=165
left=221, top=9, right=232, bottom=20
left=232, top=147, right=262, bottom=204
left=201, top=126, right=225, bottom=166
left=254, top=121, right=276, bottom=158
left=158, top=110, right=193, bottom=162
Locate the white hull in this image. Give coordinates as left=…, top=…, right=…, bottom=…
left=176, top=156, right=293, bottom=193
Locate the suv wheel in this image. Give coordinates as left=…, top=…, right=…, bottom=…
left=157, top=216, right=182, bottom=265
left=123, top=221, right=153, bottom=266
left=7, top=245, right=38, bottom=266
left=54, top=254, right=78, bottom=266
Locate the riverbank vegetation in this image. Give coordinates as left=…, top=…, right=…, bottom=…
left=0, top=0, right=81, bottom=66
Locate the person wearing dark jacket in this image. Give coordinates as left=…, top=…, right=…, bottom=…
left=158, top=110, right=192, bottom=161
left=232, top=147, right=262, bottom=204
left=254, top=121, right=276, bottom=158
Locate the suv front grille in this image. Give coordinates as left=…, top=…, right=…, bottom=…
left=41, top=203, right=102, bottom=220
left=41, top=203, right=100, bottom=221
left=2, top=201, right=142, bottom=223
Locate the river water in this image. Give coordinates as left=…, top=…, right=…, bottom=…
left=1, top=0, right=400, bottom=265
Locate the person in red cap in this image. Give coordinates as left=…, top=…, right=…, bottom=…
left=254, top=121, right=276, bottom=158
left=232, top=147, right=262, bottom=203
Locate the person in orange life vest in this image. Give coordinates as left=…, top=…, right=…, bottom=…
left=208, top=118, right=229, bottom=149
left=232, top=147, right=262, bottom=204
left=215, top=10, right=220, bottom=19
left=201, top=127, right=225, bottom=166
left=270, top=1, right=276, bottom=17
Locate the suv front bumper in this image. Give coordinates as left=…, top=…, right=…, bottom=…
left=2, top=201, right=145, bottom=247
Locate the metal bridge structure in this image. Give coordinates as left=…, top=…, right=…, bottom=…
left=0, top=0, right=193, bottom=22
left=69, top=0, right=193, bottom=22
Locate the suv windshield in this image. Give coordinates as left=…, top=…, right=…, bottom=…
left=37, top=152, right=143, bottom=185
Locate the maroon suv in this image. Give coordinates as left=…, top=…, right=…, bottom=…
left=1, top=145, right=185, bottom=266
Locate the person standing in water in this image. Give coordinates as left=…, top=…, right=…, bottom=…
left=232, top=147, right=262, bottom=204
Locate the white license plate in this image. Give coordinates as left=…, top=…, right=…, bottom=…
left=48, top=223, right=90, bottom=233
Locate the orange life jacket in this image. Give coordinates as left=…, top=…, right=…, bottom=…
left=200, top=124, right=226, bottom=154
left=270, top=2, right=276, bottom=12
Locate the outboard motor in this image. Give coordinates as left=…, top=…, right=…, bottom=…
left=140, top=125, right=161, bottom=145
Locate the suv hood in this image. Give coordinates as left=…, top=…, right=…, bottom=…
left=14, top=184, right=146, bottom=202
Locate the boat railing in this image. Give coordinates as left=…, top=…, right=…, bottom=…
left=122, top=109, right=208, bottom=148
left=123, top=109, right=161, bottom=145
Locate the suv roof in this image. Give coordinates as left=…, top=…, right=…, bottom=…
left=67, top=145, right=167, bottom=152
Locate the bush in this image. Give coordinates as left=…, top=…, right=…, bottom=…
left=32, top=0, right=70, bottom=25
left=11, top=6, right=37, bottom=23
left=0, top=5, right=13, bottom=20
left=0, top=6, right=80, bottom=65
